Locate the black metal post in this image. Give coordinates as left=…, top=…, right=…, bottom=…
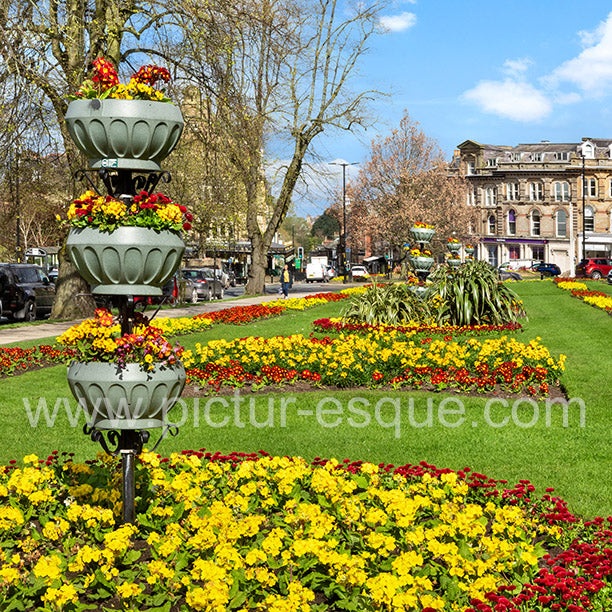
left=15, top=152, right=21, bottom=262
left=581, top=154, right=587, bottom=262
left=329, top=161, right=358, bottom=284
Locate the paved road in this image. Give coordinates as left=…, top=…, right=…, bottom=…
left=0, top=281, right=354, bottom=346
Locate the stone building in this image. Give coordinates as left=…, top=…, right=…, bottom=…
left=455, top=138, right=612, bottom=273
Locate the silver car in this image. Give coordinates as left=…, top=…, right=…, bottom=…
left=181, top=268, right=224, bottom=301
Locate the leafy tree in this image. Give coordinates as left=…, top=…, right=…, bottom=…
left=311, top=211, right=340, bottom=239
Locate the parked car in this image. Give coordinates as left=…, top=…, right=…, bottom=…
left=0, top=263, right=55, bottom=321
left=181, top=268, right=224, bottom=300
left=213, top=267, right=230, bottom=289
left=498, top=267, right=522, bottom=281
left=534, top=263, right=561, bottom=279
left=607, top=269, right=612, bottom=285
left=575, top=258, right=612, bottom=280
left=350, top=265, right=369, bottom=281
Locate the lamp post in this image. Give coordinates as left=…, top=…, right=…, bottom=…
left=581, top=154, right=587, bottom=263
left=329, top=161, right=358, bottom=283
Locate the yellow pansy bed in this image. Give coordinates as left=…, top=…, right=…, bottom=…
left=554, top=279, right=612, bottom=315
left=189, top=332, right=565, bottom=397
left=1, top=451, right=610, bottom=611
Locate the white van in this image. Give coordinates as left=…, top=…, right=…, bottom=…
left=306, top=262, right=327, bottom=282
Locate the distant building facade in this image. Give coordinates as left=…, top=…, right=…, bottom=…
left=455, top=138, right=612, bottom=273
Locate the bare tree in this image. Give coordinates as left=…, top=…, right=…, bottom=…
left=349, top=112, right=474, bottom=259
left=173, top=0, right=387, bottom=294
left=0, top=0, right=173, bottom=319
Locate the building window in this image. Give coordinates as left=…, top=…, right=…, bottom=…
left=556, top=209, right=567, bottom=237
left=553, top=182, right=569, bottom=202
left=510, top=152, right=521, bottom=162
left=507, top=182, right=519, bottom=200
left=531, top=152, right=542, bottom=162
left=555, top=152, right=570, bottom=161
left=485, top=187, right=496, bottom=206
left=587, top=178, right=597, bottom=198
left=581, top=142, right=595, bottom=159
left=488, top=215, right=496, bottom=235
left=507, top=209, right=516, bottom=235
left=609, top=179, right=612, bottom=198
left=531, top=210, right=541, bottom=236
left=486, top=245, right=498, bottom=267
left=529, top=182, right=543, bottom=201
left=466, top=161, right=475, bottom=175
left=532, top=246, right=544, bottom=262
left=486, top=158, right=498, bottom=167
left=584, top=206, right=594, bottom=232
left=508, top=244, right=520, bottom=260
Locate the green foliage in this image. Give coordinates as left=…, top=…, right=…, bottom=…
left=427, top=260, right=526, bottom=325
left=311, top=212, right=340, bottom=239
left=340, top=282, right=429, bottom=325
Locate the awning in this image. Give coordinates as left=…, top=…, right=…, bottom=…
left=363, top=255, right=386, bottom=262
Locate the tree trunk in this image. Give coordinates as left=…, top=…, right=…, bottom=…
left=246, top=233, right=268, bottom=295
left=50, top=242, right=96, bottom=320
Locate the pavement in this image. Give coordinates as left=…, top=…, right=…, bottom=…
left=0, top=290, right=316, bottom=346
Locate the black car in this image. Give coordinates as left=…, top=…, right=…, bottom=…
left=498, top=267, right=522, bottom=281
left=0, top=263, right=55, bottom=321
left=534, top=263, right=561, bottom=279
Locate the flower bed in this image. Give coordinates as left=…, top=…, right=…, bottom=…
left=312, top=318, right=523, bottom=340
left=0, top=451, right=610, bottom=611
left=188, top=332, right=564, bottom=396
left=554, top=279, right=612, bottom=315
left=0, top=345, right=72, bottom=378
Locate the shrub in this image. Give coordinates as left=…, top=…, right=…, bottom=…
left=340, top=282, right=429, bottom=325
left=427, top=260, right=526, bottom=326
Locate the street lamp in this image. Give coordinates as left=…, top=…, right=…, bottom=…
left=329, top=160, right=358, bottom=283
left=581, top=153, right=587, bottom=263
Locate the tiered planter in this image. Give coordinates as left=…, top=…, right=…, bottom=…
left=67, top=226, right=184, bottom=295
left=64, top=90, right=186, bottom=523
left=465, top=245, right=475, bottom=255
left=65, top=99, right=184, bottom=171
left=409, top=255, right=435, bottom=273
left=68, top=362, right=186, bottom=430
left=447, top=258, right=461, bottom=269
left=410, top=226, right=435, bottom=244
left=447, top=241, right=461, bottom=254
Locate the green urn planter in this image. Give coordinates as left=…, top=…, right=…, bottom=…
left=67, top=361, right=186, bottom=430
left=409, top=285, right=429, bottom=298
left=65, top=99, right=184, bottom=171
left=447, top=242, right=461, bottom=253
left=66, top=226, right=185, bottom=295
left=410, top=227, right=435, bottom=243
left=447, top=258, right=461, bottom=268
left=465, top=246, right=475, bottom=255
left=409, top=256, right=435, bottom=272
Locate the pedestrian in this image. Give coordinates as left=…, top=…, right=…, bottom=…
left=281, top=264, right=293, bottom=299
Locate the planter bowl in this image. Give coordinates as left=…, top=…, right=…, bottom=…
left=447, top=258, right=461, bottom=268
left=66, top=226, right=184, bottom=295
left=67, top=361, right=186, bottom=430
left=65, top=99, right=184, bottom=171
left=409, top=256, right=435, bottom=272
left=465, top=246, right=475, bottom=254
left=410, top=227, right=435, bottom=243
left=447, top=242, right=461, bottom=253
left=409, top=285, right=429, bottom=299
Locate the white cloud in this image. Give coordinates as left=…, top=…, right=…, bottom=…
left=462, top=79, right=552, bottom=122
left=548, top=11, right=612, bottom=96
left=379, top=12, right=417, bottom=33
left=503, top=58, right=533, bottom=77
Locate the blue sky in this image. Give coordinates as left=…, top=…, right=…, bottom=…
left=290, top=1, right=612, bottom=217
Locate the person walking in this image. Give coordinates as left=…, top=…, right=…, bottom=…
left=281, top=264, right=293, bottom=299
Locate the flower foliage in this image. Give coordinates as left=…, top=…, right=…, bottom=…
left=69, top=57, right=172, bottom=102
left=62, top=190, right=192, bottom=233
left=409, top=248, right=433, bottom=258
left=56, top=309, right=191, bottom=371
left=189, top=329, right=564, bottom=395
left=0, top=451, right=610, bottom=611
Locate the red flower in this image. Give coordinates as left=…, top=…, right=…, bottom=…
left=183, top=222, right=192, bottom=231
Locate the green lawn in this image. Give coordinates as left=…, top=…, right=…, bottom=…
left=1, top=283, right=612, bottom=517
